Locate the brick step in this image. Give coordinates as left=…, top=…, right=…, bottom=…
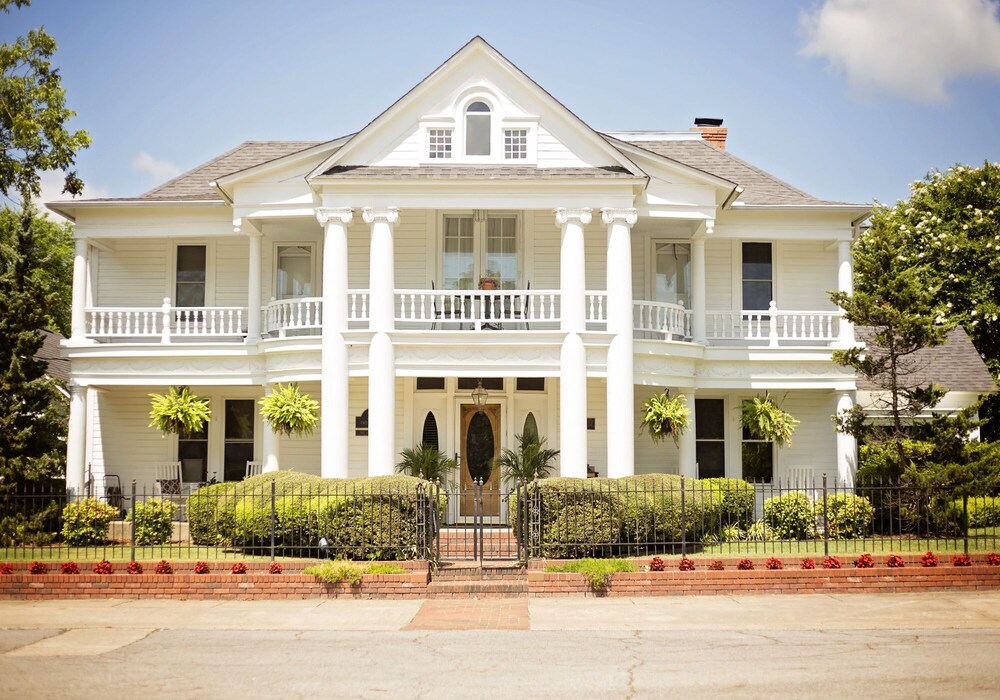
left=433, top=564, right=525, bottom=581
left=425, top=580, right=527, bottom=598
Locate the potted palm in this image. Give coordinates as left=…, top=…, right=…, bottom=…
left=639, top=390, right=690, bottom=445
left=259, top=383, right=320, bottom=437
left=148, top=386, right=211, bottom=435
left=740, top=392, right=800, bottom=447
left=395, top=443, right=459, bottom=481
left=494, top=433, right=560, bottom=482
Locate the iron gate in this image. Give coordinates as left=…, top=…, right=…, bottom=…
left=422, top=479, right=531, bottom=563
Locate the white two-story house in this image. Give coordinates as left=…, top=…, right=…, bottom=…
left=51, top=37, right=875, bottom=515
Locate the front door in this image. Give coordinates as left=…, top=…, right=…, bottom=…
left=460, top=403, right=501, bottom=517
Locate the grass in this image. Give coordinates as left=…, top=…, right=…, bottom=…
left=546, top=557, right=637, bottom=591
left=301, top=561, right=407, bottom=585
left=683, top=532, right=1000, bottom=558
left=0, top=545, right=309, bottom=563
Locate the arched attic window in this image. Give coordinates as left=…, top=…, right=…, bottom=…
left=465, top=101, right=491, bottom=156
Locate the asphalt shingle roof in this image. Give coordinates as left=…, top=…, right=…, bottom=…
left=35, top=329, right=70, bottom=383
left=855, top=326, right=996, bottom=393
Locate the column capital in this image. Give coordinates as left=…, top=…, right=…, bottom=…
left=362, top=206, right=399, bottom=225
left=554, top=207, right=592, bottom=226
left=316, top=207, right=355, bottom=226
left=600, top=207, right=638, bottom=227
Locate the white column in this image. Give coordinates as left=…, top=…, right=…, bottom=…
left=317, top=207, right=354, bottom=478
left=363, top=207, right=399, bottom=477
left=261, top=385, right=281, bottom=473
left=602, top=208, right=637, bottom=478
left=556, top=208, right=591, bottom=478
left=677, top=391, right=697, bottom=478
left=246, top=229, right=262, bottom=342
left=690, top=235, right=706, bottom=344
left=836, top=391, right=857, bottom=487
left=70, top=238, right=89, bottom=342
left=837, top=239, right=855, bottom=347
left=66, top=383, right=87, bottom=495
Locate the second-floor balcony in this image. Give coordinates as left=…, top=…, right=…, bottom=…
left=82, top=289, right=843, bottom=347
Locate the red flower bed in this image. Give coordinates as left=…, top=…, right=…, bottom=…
left=678, top=557, right=696, bottom=571
left=921, top=551, right=938, bottom=567
left=886, top=554, right=905, bottom=568
left=0, top=563, right=12, bottom=575
left=649, top=557, right=665, bottom=572
left=29, top=561, right=48, bottom=574
left=230, top=562, right=248, bottom=575
left=268, top=562, right=283, bottom=575
left=154, top=560, right=173, bottom=575
left=765, top=557, right=783, bottom=570
left=126, top=561, right=143, bottom=575
left=193, top=561, right=210, bottom=574
left=93, top=560, right=114, bottom=574
left=822, top=556, right=841, bottom=569
left=737, top=558, right=754, bottom=570
left=854, top=553, right=875, bottom=569
left=60, top=562, right=80, bottom=575
left=987, top=553, right=1000, bottom=566
left=708, top=560, right=725, bottom=571
left=801, top=558, right=816, bottom=570
left=951, top=553, right=972, bottom=567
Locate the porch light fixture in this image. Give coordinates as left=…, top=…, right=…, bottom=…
left=470, top=379, right=488, bottom=413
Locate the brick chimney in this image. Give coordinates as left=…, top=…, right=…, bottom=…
left=691, top=118, right=727, bottom=150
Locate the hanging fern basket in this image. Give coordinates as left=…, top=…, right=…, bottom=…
left=259, top=383, right=320, bottom=438
left=148, top=386, right=211, bottom=436
left=739, top=393, right=800, bottom=447
left=639, top=391, right=690, bottom=446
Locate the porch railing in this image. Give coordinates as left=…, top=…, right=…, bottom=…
left=395, top=288, right=561, bottom=330
left=633, top=300, right=691, bottom=340
left=85, top=300, right=245, bottom=342
left=705, top=304, right=840, bottom=345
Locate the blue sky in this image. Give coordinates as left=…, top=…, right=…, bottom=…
left=5, top=0, right=1000, bottom=206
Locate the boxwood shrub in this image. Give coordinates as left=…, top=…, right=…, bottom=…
left=128, top=498, right=177, bottom=545
left=819, top=493, right=874, bottom=539
left=61, top=499, right=119, bottom=546
left=702, top=478, right=755, bottom=528
left=763, top=492, right=815, bottom=540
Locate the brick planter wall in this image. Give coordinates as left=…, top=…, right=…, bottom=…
left=0, top=562, right=430, bottom=600
left=528, top=566, right=1000, bottom=597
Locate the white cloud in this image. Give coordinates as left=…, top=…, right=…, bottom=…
left=800, top=0, right=1000, bottom=102
left=132, top=151, right=182, bottom=182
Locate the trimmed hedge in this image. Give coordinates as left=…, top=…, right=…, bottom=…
left=128, top=499, right=177, bottom=545
left=61, top=499, right=118, bottom=546
left=763, top=492, right=815, bottom=540
left=187, top=472, right=442, bottom=560
left=820, top=494, right=874, bottom=539
left=702, top=478, right=755, bottom=528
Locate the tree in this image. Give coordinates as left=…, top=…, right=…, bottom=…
left=0, top=202, right=68, bottom=489
left=0, top=206, right=72, bottom=333
left=1, top=0, right=90, bottom=202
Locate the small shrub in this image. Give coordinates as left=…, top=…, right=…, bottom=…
left=854, top=553, right=875, bottom=569
left=154, top=560, right=173, bottom=574
left=821, top=494, right=875, bottom=539
left=61, top=499, right=118, bottom=546
left=737, top=558, right=754, bottom=570
left=649, top=556, right=665, bottom=572
left=0, top=562, right=13, bottom=575
left=128, top=499, right=177, bottom=545
left=61, top=561, right=80, bottom=575
left=763, top=492, right=815, bottom=540
left=194, top=561, right=210, bottom=574
left=801, top=558, right=815, bottom=570
left=303, top=561, right=407, bottom=586
left=268, top=562, right=283, bottom=574
left=678, top=557, right=695, bottom=571
left=93, top=559, right=114, bottom=574
left=951, top=553, right=972, bottom=567
left=886, top=554, right=905, bottom=568
left=702, top=478, right=755, bottom=528
left=921, top=551, right=938, bottom=567
left=722, top=525, right=745, bottom=543
left=955, top=497, right=1000, bottom=528
left=986, top=553, right=1000, bottom=566
left=709, top=560, right=725, bottom=570
left=765, top=557, right=783, bottom=570
left=745, top=520, right=767, bottom=542
left=126, top=561, right=143, bottom=575
left=29, top=561, right=48, bottom=574
left=545, top=558, right=637, bottom=591
left=822, top=556, right=841, bottom=569
left=231, top=562, right=248, bottom=574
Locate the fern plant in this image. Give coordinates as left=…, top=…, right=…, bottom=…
left=148, top=386, right=211, bottom=435
left=259, top=383, right=319, bottom=437
left=395, top=443, right=459, bottom=481
left=494, top=432, right=560, bottom=482
left=740, top=393, right=800, bottom=447
left=639, top=391, right=690, bottom=445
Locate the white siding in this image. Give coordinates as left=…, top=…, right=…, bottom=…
left=215, top=238, right=248, bottom=308
left=584, top=222, right=606, bottom=291
left=531, top=212, right=560, bottom=289
left=779, top=241, right=838, bottom=310
left=393, top=210, right=429, bottom=288
left=633, top=385, right=681, bottom=475
left=347, top=222, right=370, bottom=289
left=93, top=388, right=172, bottom=493
left=536, top=124, right=590, bottom=168
left=705, top=239, right=733, bottom=311
left=773, top=391, right=838, bottom=482
left=95, top=240, right=168, bottom=306
left=585, top=378, right=608, bottom=476
left=278, top=381, right=321, bottom=475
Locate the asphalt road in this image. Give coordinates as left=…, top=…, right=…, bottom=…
left=2, top=593, right=999, bottom=699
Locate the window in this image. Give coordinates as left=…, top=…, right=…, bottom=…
left=276, top=245, right=313, bottom=299
left=515, top=377, right=545, bottom=392
left=428, top=129, right=452, bottom=159
left=223, top=400, right=254, bottom=482
left=465, top=101, right=491, bottom=156
left=178, top=423, right=208, bottom=483
left=504, top=129, right=527, bottom=159
left=355, top=410, right=368, bottom=437
left=741, top=422, right=773, bottom=483
left=441, top=213, right=518, bottom=290
left=695, top=398, right=725, bottom=479
left=742, top=242, right=773, bottom=311
left=458, top=377, right=503, bottom=391
left=522, top=412, right=539, bottom=443
left=421, top=412, right=439, bottom=450
left=176, top=245, right=206, bottom=307
left=416, top=377, right=445, bottom=391
left=654, top=243, right=691, bottom=306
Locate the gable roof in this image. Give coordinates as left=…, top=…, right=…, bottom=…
left=619, top=138, right=853, bottom=206
left=855, top=326, right=996, bottom=393
left=320, top=165, right=637, bottom=180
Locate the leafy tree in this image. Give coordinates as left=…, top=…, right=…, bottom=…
left=0, top=207, right=72, bottom=333
left=1, top=0, right=90, bottom=202
left=0, top=202, right=67, bottom=489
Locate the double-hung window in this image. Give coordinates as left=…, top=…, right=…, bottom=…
left=653, top=242, right=691, bottom=307
left=275, top=245, right=313, bottom=299
left=695, top=398, right=726, bottom=479
left=742, top=242, right=773, bottom=311
left=441, top=213, right=518, bottom=290
left=176, top=245, right=206, bottom=307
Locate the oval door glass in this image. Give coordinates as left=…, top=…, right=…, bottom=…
left=466, top=411, right=495, bottom=481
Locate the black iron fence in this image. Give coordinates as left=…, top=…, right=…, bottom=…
left=2, top=475, right=998, bottom=563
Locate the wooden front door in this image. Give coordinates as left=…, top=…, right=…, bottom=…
left=460, top=403, right=501, bottom=517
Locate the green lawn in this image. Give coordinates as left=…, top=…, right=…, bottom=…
left=692, top=532, right=1000, bottom=558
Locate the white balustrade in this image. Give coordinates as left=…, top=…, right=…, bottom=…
left=703, top=307, right=840, bottom=344
left=263, top=297, right=323, bottom=337
left=633, top=300, right=691, bottom=340
left=395, top=288, right=560, bottom=330
left=85, top=300, right=245, bottom=342
left=86, top=307, right=163, bottom=338
left=586, top=292, right=607, bottom=325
